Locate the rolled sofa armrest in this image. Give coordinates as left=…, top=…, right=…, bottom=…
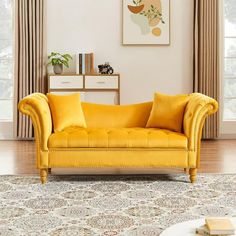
left=183, top=93, right=218, bottom=163
left=18, top=93, right=52, bottom=151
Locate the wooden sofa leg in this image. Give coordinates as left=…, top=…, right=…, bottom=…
left=189, top=168, right=197, bottom=183
left=48, top=168, right=52, bottom=174
left=40, top=169, right=48, bottom=184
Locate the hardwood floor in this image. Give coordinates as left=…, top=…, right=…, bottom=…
left=0, top=140, right=235, bottom=175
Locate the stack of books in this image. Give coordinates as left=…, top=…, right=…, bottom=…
left=196, top=218, right=235, bottom=236
left=76, top=53, right=94, bottom=74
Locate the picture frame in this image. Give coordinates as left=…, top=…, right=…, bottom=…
left=123, top=0, right=170, bottom=45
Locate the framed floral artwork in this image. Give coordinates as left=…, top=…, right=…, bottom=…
left=123, top=0, right=170, bottom=45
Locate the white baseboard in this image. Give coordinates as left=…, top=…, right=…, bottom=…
left=218, top=134, right=236, bottom=139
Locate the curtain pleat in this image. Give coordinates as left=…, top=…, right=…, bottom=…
left=193, top=0, right=219, bottom=139
left=14, top=0, right=46, bottom=139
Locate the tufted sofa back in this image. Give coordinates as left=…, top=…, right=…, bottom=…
left=81, top=102, right=153, bottom=128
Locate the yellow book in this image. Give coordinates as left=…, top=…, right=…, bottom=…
left=205, top=218, right=235, bottom=235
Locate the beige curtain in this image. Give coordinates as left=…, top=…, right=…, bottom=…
left=193, top=0, right=219, bottom=139
left=14, top=0, right=46, bottom=138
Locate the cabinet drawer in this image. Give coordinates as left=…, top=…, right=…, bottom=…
left=85, top=76, right=118, bottom=89
left=49, top=76, right=83, bottom=89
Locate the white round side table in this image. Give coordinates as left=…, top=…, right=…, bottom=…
left=160, top=218, right=236, bottom=236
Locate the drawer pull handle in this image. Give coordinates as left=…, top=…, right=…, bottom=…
left=96, top=81, right=106, bottom=84
left=61, top=82, right=70, bottom=84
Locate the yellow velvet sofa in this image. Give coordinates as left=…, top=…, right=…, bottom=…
left=19, top=93, right=218, bottom=184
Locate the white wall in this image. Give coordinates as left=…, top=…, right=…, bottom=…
left=46, top=0, right=194, bottom=104
left=0, top=122, right=13, bottom=140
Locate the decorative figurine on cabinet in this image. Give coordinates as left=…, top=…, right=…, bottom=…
left=98, top=62, right=114, bottom=74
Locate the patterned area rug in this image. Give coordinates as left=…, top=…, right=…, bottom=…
left=0, top=174, right=236, bottom=235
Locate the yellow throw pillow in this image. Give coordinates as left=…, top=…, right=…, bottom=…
left=47, top=93, right=86, bottom=132
left=146, top=92, right=190, bottom=132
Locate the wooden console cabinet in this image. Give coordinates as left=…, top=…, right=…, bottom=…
left=48, top=74, right=120, bottom=105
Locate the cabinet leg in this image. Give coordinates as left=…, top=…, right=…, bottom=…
left=189, top=168, right=197, bottom=183
left=48, top=168, right=51, bottom=174
left=40, top=169, right=48, bottom=184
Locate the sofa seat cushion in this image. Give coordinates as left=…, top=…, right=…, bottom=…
left=48, top=127, right=188, bottom=149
